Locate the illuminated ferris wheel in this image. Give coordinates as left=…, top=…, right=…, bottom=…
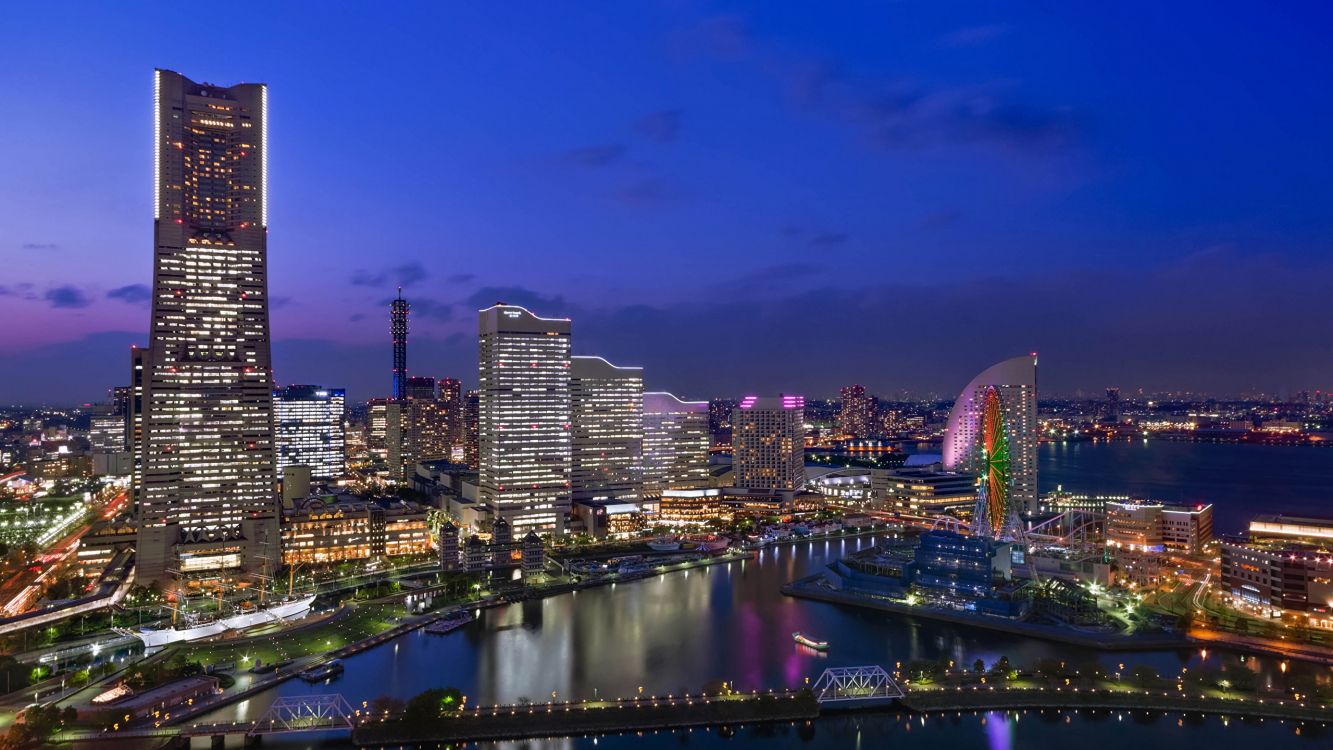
left=975, top=386, right=1011, bottom=538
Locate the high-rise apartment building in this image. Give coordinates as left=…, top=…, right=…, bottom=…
left=463, top=389, right=480, bottom=469
left=136, top=70, right=277, bottom=584
left=570, top=356, right=643, bottom=503
left=438, top=377, right=464, bottom=456
left=478, top=305, right=571, bottom=534
left=391, top=290, right=409, bottom=401
left=836, top=384, right=876, bottom=439
left=732, top=395, right=805, bottom=490
left=642, top=392, right=709, bottom=497
left=274, top=385, right=346, bottom=480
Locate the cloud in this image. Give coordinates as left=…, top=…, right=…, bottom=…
left=464, top=286, right=568, bottom=315
left=634, top=110, right=682, bottom=143
left=45, top=285, right=92, bottom=309
left=271, top=296, right=293, bottom=309
left=563, top=144, right=627, bottom=167
left=447, top=273, right=476, bottom=284
left=692, top=13, right=1079, bottom=155
left=350, top=261, right=430, bottom=289
left=411, top=298, right=454, bottom=322
left=348, top=313, right=367, bottom=322
left=21, top=242, right=60, bottom=251
left=107, top=284, right=151, bottom=304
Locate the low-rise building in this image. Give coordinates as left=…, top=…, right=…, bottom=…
left=281, top=495, right=432, bottom=565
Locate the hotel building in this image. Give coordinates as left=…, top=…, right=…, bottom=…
left=478, top=304, right=572, bottom=534
left=136, top=70, right=277, bottom=584
left=570, top=356, right=643, bottom=503
left=273, top=385, right=346, bottom=480
left=642, top=392, right=710, bottom=497
left=732, top=395, right=805, bottom=491
left=942, top=355, right=1039, bottom=526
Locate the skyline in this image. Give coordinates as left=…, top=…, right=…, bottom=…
left=4, top=3, right=1333, bottom=403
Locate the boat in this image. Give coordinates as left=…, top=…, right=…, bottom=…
left=647, top=536, right=681, bottom=552
left=117, top=593, right=317, bottom=649
left=425, top=610, right=474, bottom=635
left=792, top=632, right=829, bottom=651
left=299, top=659, right=344, bottom=683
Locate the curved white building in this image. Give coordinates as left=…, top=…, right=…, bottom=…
left=942, top=355, right=1038, bottom=527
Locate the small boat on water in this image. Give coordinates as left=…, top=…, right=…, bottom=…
left=425, top=610, right=474, bottom=635
left=792, top=632, right=829, bottom=651
left=299, top=659, right=344, bottom=683
left=647, top=536, right=682, bottom=552
left=688, top=535, right=730, bottom=552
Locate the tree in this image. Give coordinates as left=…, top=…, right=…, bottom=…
left=370, top=694, right=405, bottom=715
left=404, top=687, right=464, bottom=721
left=972, top=659, right=985, bottom=675
left=989, top=656, right=1012, bottom=677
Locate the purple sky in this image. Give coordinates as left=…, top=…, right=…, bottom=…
left=2, top=2, right=1332, bottom=404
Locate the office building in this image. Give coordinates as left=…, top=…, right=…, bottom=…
left=732, top=395, right=805, bottom=490
left=942, top=354, right=1038, bottom=536
left=136, top=70, right=277, bottom=584
left=391, top=289, right=409, bottom=400
left=405, top=376, right=435, bottom=401
left=642, top=392, right=710, bottom=497
left=367, top=399, right=404, bottom=481
left=273, top=385, right=346, bottom=479
left=570, top=356, right=643, bottom=503
left=1106, top=500, right=1213, bottom=556
left=478, top=304, right=572, bottom=534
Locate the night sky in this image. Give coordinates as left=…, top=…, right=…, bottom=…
left=3, top=2, right=1332, bottom=404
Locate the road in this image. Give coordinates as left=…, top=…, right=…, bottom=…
left=0, top=490, right=126, bottom=617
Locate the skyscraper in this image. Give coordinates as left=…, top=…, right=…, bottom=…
left=438, top=376, right=464, bottom=456
left=137, top=70, right=277, bottom=584
left=367, top=398, right=404, bottom=480
left=942, top=354, right=1038, bottom=535
left=391, top=289, right=409, bottom=401
left=732, top=395, right=805, bottom=490
left=478, top=304, right=571, bottom=534
left=463, top=389, right=480, bottom=469
left=404, top=377, right=451, bottom=469
left=836, top=384, right=876, bottom=439
left=570, top=356, right=643, bottom=503
left=642, top=392, right=710, bottom=497
left=274, top=385, right=346, bottom=480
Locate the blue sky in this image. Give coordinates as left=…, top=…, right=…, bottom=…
left=2, top=2, right=1331, bottom=403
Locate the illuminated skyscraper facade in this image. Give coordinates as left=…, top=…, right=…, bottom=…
left=732, top=395, right=805, bottom=490
left=836, top=384, right=876, bottom=439
left=274, top=385, right=346, bottom=480
left=942, top=354, right=1038, bottom=533
left=642, top=392, right=709, bottom=497
left=137, top=69, right=277, bottom=584
left=570, top=356, right=643, bottom=503
left=478, top=305, right=571, bottom=534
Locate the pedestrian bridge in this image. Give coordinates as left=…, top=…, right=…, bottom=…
left=59, top=694, right=358, bottom=747
left=812, top=666, right=904, bottom=706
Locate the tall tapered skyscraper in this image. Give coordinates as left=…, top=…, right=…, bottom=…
left=391, top=289, right=409, bottom=400
left=478, top=304, right=571, bottom=534
left=136, top=70, right=277, bottom=584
